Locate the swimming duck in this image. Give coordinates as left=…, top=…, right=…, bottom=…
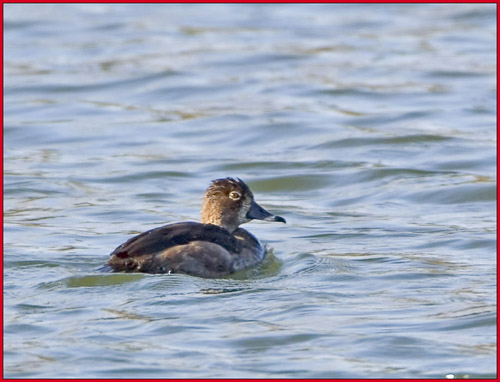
left=107, top=177, right=285, bottom=278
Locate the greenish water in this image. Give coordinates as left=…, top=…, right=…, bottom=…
left=4, top=3, right=496, bottom=379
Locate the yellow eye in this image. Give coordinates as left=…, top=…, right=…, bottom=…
left=229, top=191, right=241, bottom=200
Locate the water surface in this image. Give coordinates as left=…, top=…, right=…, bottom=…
left=4, top=3, right=496, bottom=379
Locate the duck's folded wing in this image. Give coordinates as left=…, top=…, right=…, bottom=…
left=109, top=222, right=239, bottom=259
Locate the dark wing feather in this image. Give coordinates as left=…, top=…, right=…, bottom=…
left=109, top=222, right=241, bottom=259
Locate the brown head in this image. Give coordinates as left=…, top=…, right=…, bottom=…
left=201, top=177, right=286, bottom=233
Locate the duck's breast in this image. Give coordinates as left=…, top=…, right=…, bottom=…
left=230, top=228, right=266, bottom=272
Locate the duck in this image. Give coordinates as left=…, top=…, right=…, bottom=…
left=107, top=177, right=286, bottom=278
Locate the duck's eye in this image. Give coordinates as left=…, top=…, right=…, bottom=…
left=229, top=191, right=241, bottom=200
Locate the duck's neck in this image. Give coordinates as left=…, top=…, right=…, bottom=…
left=201, top=205, right=233, bottom=232
left=201, top=213, right=222, bottom=227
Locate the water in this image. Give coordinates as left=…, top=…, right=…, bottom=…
left=4, top=3, right=496, bottom=379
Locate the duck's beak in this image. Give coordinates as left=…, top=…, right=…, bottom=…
left=247, top=200, right=286, bottom=224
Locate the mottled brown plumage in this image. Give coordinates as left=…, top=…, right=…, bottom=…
left=107, top=177, right=285, bottom=278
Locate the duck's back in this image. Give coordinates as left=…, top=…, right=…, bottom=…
left=107, top=222, right=265, bottom=277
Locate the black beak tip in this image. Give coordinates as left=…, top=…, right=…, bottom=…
left=274, top=215, right=286, bottom=224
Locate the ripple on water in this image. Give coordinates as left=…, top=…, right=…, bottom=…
left=313, top=134, right=455, bottom=150
left=282, top=252, right=358, bottom=278
left=402, top=183, right=496, bottom=204
left=249, top=174, right=332, bottom=193
left=63, top=273, right=145, bottom=288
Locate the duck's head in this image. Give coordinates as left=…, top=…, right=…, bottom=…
left=201, top=177, right=286, bottom=233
